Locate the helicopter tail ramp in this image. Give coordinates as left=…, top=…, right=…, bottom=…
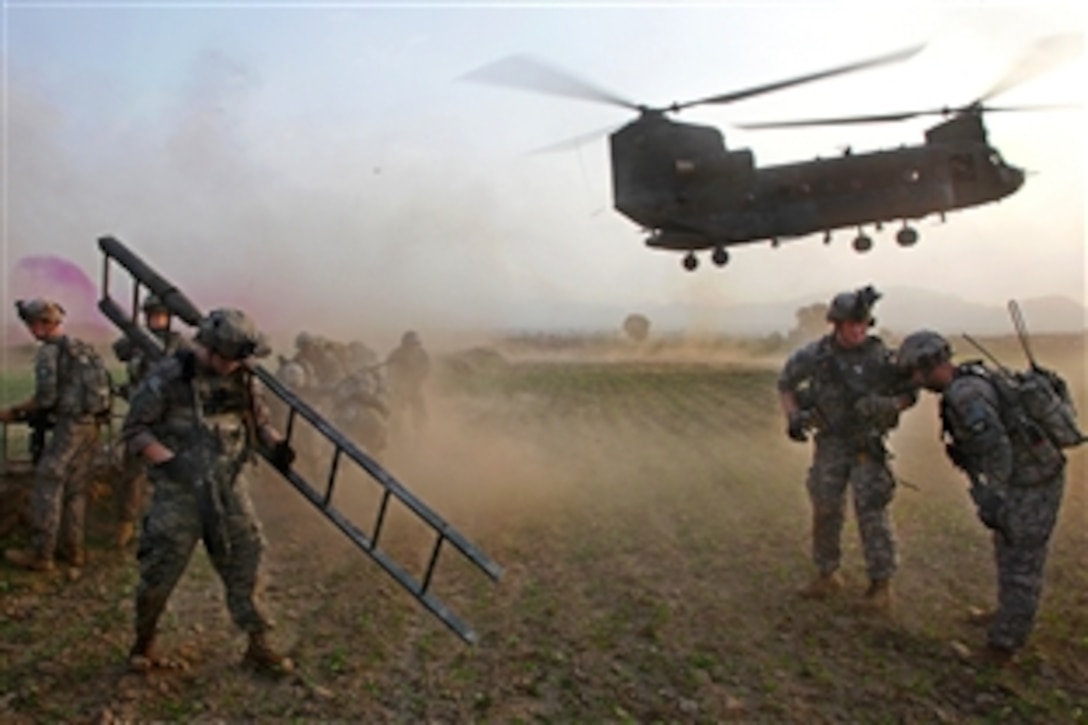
left=96, top=235, right=503, bottom=644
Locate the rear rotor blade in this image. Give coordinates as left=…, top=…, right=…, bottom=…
left=672, top=44, right=924, bottom=111
left=736, top=101, right=1080, bottom=130
left=460, top=54, right=640, bottom=111
left=736, top=109, right=933, bottom=129
left=976, top=33, right=1083, bottom=104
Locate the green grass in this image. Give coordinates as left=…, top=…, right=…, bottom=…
left=2, top=347, right=1088, bottom=722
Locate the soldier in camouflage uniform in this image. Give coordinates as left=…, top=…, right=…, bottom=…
left=1, top=299, right=101, bottom=571
left=386, top=330, right=432, bottom=437
left=111, top=294, right=188, bottom=548
left=896, top=330, right=1066, bottom=667
left=121, top=308, right=296, bottom=674
left=778, top=286, right=917, bottom=610
left=293, top=332, right=345, bottom=388
left=331, top=341, right=391, bottom=457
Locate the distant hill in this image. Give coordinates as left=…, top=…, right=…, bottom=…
left=494, top=288, right=1087, bottom=337
left=686, top=288, right=1088, bottom=337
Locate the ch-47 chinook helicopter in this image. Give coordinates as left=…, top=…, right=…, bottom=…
left=465, top=37, right=1078, bottom=271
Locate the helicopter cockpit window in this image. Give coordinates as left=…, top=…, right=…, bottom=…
left=988, top=151, right=1004, bottom=167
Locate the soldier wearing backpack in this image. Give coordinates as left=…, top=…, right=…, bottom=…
left=896, top=330, right=1073, bottom=667
left=1, top=298, right=107, bottom=572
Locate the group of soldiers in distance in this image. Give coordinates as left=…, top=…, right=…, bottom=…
left=273, top=328, right=432, bottom=460
left=0, top=282, right=1076, bottom=676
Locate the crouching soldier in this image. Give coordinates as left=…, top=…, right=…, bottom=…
left=896, top=330, right=1067, bottom=667
left=122, top=308, right=296, bottom=674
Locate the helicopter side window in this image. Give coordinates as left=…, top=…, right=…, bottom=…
left=675, top=159, right=696, bottom=175
left=988, top=152, right=1003, bottom=167
left=904, top=168, right=921, bottom=183
left=949, top=153, right=975, bottom=182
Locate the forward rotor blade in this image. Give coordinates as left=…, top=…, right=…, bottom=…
left=529, top=123, right=621, bottom=155
left=976, top=33, right=1084, bottom=104
left=460, top=54, right=639, bottom=111
left=673, top=44, right=924, bottom=111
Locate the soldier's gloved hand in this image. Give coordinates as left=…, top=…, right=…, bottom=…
left=268, top=441, right=296, bottom=472
left=787, top=410, right=810, bottom=443
left=969, top=484, right=1007, bottom=535
left=157, top=452, right=203, bottom=483
left=854, top=394, right=900, bottom=429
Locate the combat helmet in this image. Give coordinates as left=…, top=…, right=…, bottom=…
left=141, top=294, right=169, bottom=314
left=826, top=285, right=881, bottom=326
left=402, top=330, right=420, bottom=346
left=295, top=331, right=315, bottom=349
left=196, top=308, right=270, bottom=361
left=896, top=330, right=952, bottom=372
left=15, top=298, right=66, bottom=325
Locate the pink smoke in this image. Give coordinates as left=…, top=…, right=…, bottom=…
left=7, top=254, right=109, bottom=335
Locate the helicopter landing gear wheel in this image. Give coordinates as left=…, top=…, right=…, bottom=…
left=711, top=246, right=730, bottom=267
left=682, top=252, right=699, bottom=271
left=852, top=234, right=873, bottom=253
left=896, top=225, right=919, bottom=247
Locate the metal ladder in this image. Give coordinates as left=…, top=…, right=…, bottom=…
left=97, top=235, right=503, bottom=643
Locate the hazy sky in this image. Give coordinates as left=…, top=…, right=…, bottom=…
left=1, top=1, right=1085, bottom=341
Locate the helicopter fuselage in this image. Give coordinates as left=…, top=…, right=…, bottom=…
left=612, top=114, right=1025, bottom=253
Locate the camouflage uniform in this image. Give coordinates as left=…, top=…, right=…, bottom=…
left=28, top=339, right=101, bottom=563
left=331, top=357, right=391, bottom=456
left=123, top=351, right=279, bottom=636
left=941, top=365, right=1065, bottom=652
left=779, top=333, right=909, bottom=584
left=121, top=309, right=293, bottom=675
left=386, top=331, right=431, bottom=435
left=113, top=326, right=187, bottom=528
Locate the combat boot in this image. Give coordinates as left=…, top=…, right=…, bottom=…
left=964, top=606, right=996, bottom=627
left=798, top=571, right=844, bottom=599
left=861, top=578, right=892, bottom=613
left=952, top=641, right=1016, bottom=668
left=115, top=521, right=136, bottom=549
left=58, top=546, right=86, bottom=568
left=244, top=631, right=294, bottom=675
left=128, top=629, right=160, bottom=673
left=4, top=547, right=55, bottom=572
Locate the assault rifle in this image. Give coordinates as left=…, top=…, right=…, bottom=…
left=11, top=409, right=53, bottom=464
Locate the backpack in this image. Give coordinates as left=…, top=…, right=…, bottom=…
left=996, top=365, right=1084, bottom=449
left=963, top=362, right=1085, bottom=450
left=60, top=337, right=114, bottom=419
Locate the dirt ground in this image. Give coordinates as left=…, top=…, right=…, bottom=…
left=1, top=333, right=1086, bottom=722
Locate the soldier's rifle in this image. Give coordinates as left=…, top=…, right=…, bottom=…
left=96, top=235, right=503, bottom=644
left=796, top=346, right=920, bottom=490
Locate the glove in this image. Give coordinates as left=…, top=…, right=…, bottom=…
left=787, top=410, right=811, bottom=443
left=969, top=484, right=1007, bottom=535
left=268, top=441, right=296, bottom=472
left=854, top=395, right=900, bottom=429
left=156, top=452, right=203, bottom=483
